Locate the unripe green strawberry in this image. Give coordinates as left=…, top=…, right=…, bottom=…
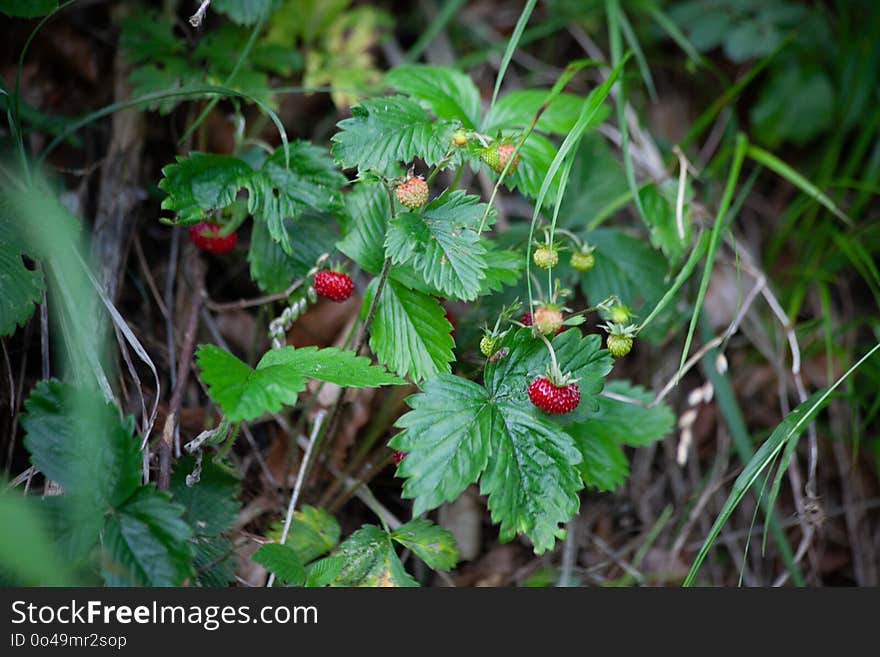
left=533, top=246, right=558, bottom=269
left=607, top=333, right=633, bottom=358
left=533, top=306, right=563, bottom=336
left=570, top=250, right=595, bottom=272
left=480, top=334, right=498, bottom=357
left=481, top=142, right=520, bottom=174
left=396, top=176, right=428, bottom=209
left=452, top=129, right=468, bottom=146
left=609, top=304, right=631, bottom=325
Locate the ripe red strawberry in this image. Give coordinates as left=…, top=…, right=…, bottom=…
left=396, top=176, right=429, bottom=210
left=527, top=376, right=580, bottom=414
left=392, top=449, right=407, bottom=466
left=314, top=270, right=354, bottom=302
left=521, top=311, right=533, bottom=326
left=188, top=221, right=237, bottom=254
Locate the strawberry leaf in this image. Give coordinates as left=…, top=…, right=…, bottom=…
left=365, top=278, right=455, bottom=381
left=571, top=432, right=629, bottom=492
left=331, top=95, right=453, bottom=173
left=21, top=380, right=141, bottom=510
left=390, top=519, right=460, bottom=571
left=330, top=525, right=417, bottom=587
left=252, top=544, right=306, bottom=586
left=337, top=181, right=389, bottom=275
left=196, top=344, right=405, bottom=421
left=247, top=143, right=347, bottom=253
left=160, top=143, right=345, bottom=254
left=171, top=456, right=240, bottom=587
left=1, top=0, right=58, bottom=18
left=159, top=152, right=252, bottom=223
left=385, top=189, right=490, bottom=301
left=576, top=380, right=676, bottom=447
left=0, top=217, right=43, bottom=336
left=102, top=485, right=194, bottom=587
left=267, top=505, right=340, bottom=565
left=392, top=375, right=493, bottom=513
left=483, top=89, right=604, bottom=136
left=386, top=64, right=482, bottom=129
left=394, top=329, right=612, bottom=554
left=578, top=228, right=668, bottom=318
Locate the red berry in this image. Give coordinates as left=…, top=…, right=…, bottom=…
left=443, top=308, right=456, bottom=339
left=527, top=376, right=580, bottom=415
left=521, top=311, right=533, bottom=326
left=188, top=221, right=237, bottom=254
left=392, top=449, right=407, bottom=466
left=314, top=270, right=354, bottom=302
left=396, top=176, right=429, bottom=209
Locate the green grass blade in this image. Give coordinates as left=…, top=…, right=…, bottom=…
left=678, top=133, right=748, bottom=377
left=637, top=230, right=709, bottom=334
left=747, top=144, right=853, bottom=226
left=606, top=0, right=647, bottom=228
left=522, top=55, right=631, bottom=315
left=684, top=339, right=880, bottom=586
left=36, top=85, right=291, bottom=167
left=618, top=4, right=656, bottom=100
left=485, top=0, right=537, bottom=119
left=403, top=0, right=468, bottom=64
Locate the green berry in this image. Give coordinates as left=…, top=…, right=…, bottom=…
left=480, top=334, right=498, bottom=357
left=533, top=246, right=558, bottom=270
left=570, top=250, right=595, bottom=272
left=452, top=129, right=468, bottom=146
left=481, top=142, right=519, bottom=174
left=607, top=333, right=633, bottom=358
left=609, top=305, right=631, bottom=325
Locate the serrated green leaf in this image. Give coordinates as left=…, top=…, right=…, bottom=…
left=0, top=234, right=43, bottom=337
left=248, top=214, right=339, bottom=293
left=213, top=0, right=275, bottom=25
left=196, top=344, right=404, bottom=421
left=392, top=375, right=493, bottom=513
left=639, top=181, right=691, bottom=265
left=305, top=555, right=345, bottom=587
left=480, top=330, right=600, bottom=551
left=159, top=153, right=252, bottom=223
left=386, top=64, right=482, bottom=129
left=570, top=431, right=629, bottom=492
left=366, top=278, right=455, bottom=381
left=483, top=89, right=607, bottom=135
left=128, top=58, right=198, bottom=114
left=171, top=456, right=240, bottom=537
left=252, top=543, right=306, bottom=585
left=119, top=12, right=182, bottom=64
left=478, top=245, right=523, bottom=295
left=331, top=95, right=452, bottom=172
left=21, top=380, right=141, bottom=510
left=0, top=0, right=57, bottom=18
left=385, top=189, right=489, bottom=300
left=102, top=485, right=194, bottom=587
left=486, top=328, right=613, bottom=421
left=579, top=228, right=668, bottom=314
left=499, top=132, right=563, bottom=202
left=337, top=181, right=388, bottom=275
left=390, top=518, right=459, bottom=571
left=331, top=525, right=417, bottom=587
left=575, top=380, right=675, bottom=447
left=480, top=401, right=581, bottom=554
left=267, top=505, right=340, bottom=564
left=248, top=143, right=346, bottom=253
left=192, top=536, right=236, bottom=587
